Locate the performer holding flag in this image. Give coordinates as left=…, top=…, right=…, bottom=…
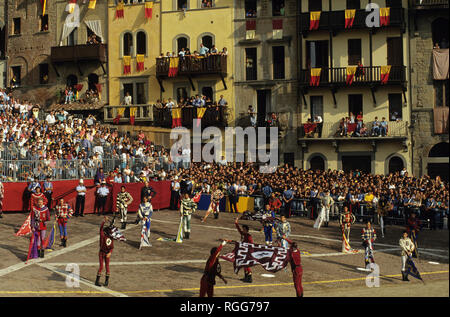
left=199, top=240, right=228, bottom=297
left=176, top=193, right=198, bottom=242
left=54, top=198, right=74, bottom=248
left=361, top=221, right=377, bottom=268
left=201, top=185, right=224, bottom=223
left=30, top=198, right=50, bottom=259
left=235, top=216, right=254, bottom=283
left=399, top=230, right=415, bottom=282
left=340, top=206, right=356, bottom=253
left=285, top=238, right=304, bottom=297
left=262, top=204, right=276, bottom=246
left=406, top=212, right=421, bottom=258
left=137, top=196, right=153, bottom=249
left=275, top=215, right=291, bottom=248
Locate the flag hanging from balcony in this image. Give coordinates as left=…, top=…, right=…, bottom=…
left=246, top=20, right=256, bottom=40
left=123, top=56, right=131, bottom=75
left=345, top=9, right=356, bottom=29
left=310, top=68, right=322, bottom=86
left=380, top=65, right=391, bottom=84
left=136, top=54, right=145, bottom=72
left=40, top=0, right=47, bottom=15
left=380, top=7, right=390, bottom=27
left=145, top=1, right=153, bottom=19
left=95, top=83, right=102, bottom=100
left=168, top=57, right=179, bottom=77
left=172, top=108, right=182, bottom=128
left=68, top=0, right=77, bottom=14
left=346, top=66, right=357, bottom=85
left=195, top=107, right=207, bottom=127
left=310, top=11, right=321, bottom=31
left=88, top=0, right=96, bottom=9
left=272, top=19, right=283, bottom=40
left=116, top=1, right=125, bottom=19
left=130, top=107, right=137, bottom=125
left=113, top=108, right=125, bottom=125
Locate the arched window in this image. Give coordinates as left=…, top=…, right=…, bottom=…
left=88, top=73, right=99, bottom=91
left=432, top=18, right=449, bottom=49
left=66, top=74, right=78, bottom=87
left=177, top=37, right=188, bottom=53
left=429, top=142, right=449, bottom=157
left=309, top=155, right=325, bottom=171
left=136, top=31, right=147, bottom=55
left=427, top=142, right=449, bottom=181
left=123, top=32, right=133, bottom=56
left=388, top=156, right=404, bottom=174
left=201, top=35, right=213, bottom=50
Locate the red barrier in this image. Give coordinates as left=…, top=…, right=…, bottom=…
left=3, top=180, right=171, bottom=213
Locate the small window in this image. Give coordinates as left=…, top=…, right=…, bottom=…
left=39, top=15, right=49, bottom=32
left=308, top=0, right=322, bottom=12
left=123, top=32, right=133, bottom=56
left=11, top=66, right=21, bottom=87
left=348, top=39, right=361, bottom=66
left=245, top=0, right=257, bottom=18
left=136, top=31, right=147, bottom=55
left=201, top=35, right=213, bottom=50
left=348, top=94, right=363, bottom=119
left=39, top=64, right=49, bottom=85
left=201, top=86, right=213, bottom=101
left=272, top=0, right=285, bottom=16
left=245, top=47, right=257, bottom=81
left=200, top=0, right=214, bottom=8
left=178, top=0, right=188, bottom=10
left=346, top=0, right=360, bottom=10
left=310, top=96, right=324, bottom=120
left=434, top=80, right=450, bottom=107
left=273, top=46, right=285, bottom=79
left=177, top=37, right=188, bottom=53
left=388, top=93, right=403, bottom=121
left=13, top=18, right=21, bottom=35
left=136, top=82, right=147, bottom=104
left=176, top=87, right=189, bottom=102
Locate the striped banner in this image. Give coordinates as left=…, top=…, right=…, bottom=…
left=310, top=11, right=321, bottom=30
left=346, top=66, right=357, bottom=85
left=345, top=9, right=356, bottom=29
left=123, top=56, right=131, bottom=74
left=136, top=54, right=145, bottom=72
left=172, top=108, right=182, bottom=128
left=380, top=65, right=391, bottom=84
left=168, top=57, right=179, bottom=77
left=145, top=1, right=153, bottom=19
left=130, top=107, right=137, bottom=125
left=380, top=7, right=390, bottom=27
left=310, top=68, right=322, bottom=86
left=116, top=1, right=124, bottom=19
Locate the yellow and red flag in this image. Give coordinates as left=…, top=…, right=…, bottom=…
left=380, top=7, right=390, bottom=27
left=310, top=11, right=321, bottom=30
left=380, top=65, right=391, bottom=84
left=246, top=20, right=256, bottom=40
left=272, top=19, right=283, bottom=39
left=345, top=9, right=356, bottom=29
left=114, top=107, right=125, bottom=125
left=116, top=1, right=124, bottom=19
left=15, top=212, right=32, bottom=236
left=168, top=57, right=179, bottom=77
left=68, top=0, right=77, bottom=14
left=130, top=107, right=137, bottom=125
left=310, top=68, right=322, bottom=86
left=195, top=107, right=207, bottom=127
left=123, top=56, right=131, bottom=75
left=145, top=1, right=153, bottom=19
left=40, top=0, right=47, bottom=15
left=172, top=108, right=182, bottom=128
left=346, top=66, right=357, bottom=85
left=88, top=0, right=96, bottom=9
left=136, top=54, right=145, bottom=72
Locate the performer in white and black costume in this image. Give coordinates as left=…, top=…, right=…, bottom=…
left=137, top=195, right=153, bottom=249
left=202, top=186, right=224, bottom=223
left=116, top=186, right=133, bottom=229
left=339, top=206, right=356, bottom=253
left=399, top=230, right=415, bottom=281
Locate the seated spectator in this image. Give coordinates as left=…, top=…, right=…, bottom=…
left=371, top=117, right=380, bottom=136
left=380, top=117, right=388, bottom=136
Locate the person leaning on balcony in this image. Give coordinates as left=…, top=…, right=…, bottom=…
left=199, top=43, right=209, bottom=56
left=380, top=117, right=388, bottom=137
left=314, top=115, right=323, bottom=138
left=355, top=60, right=365, bottom=79
left=123, top=92, right=132, bottom=106
left=221, top=47, right=228, bottom=56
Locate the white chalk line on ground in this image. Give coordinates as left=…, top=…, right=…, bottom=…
left=37, top=263, right=128, bottom=297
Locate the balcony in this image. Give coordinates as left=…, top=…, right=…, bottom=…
left=413, top=0, right=449, bottom=9
left=156, top=55, right=228, bottom=91
left=50, top=44, right=107, bottom=63
left=298, top=121, right=408, bottom=140
left=299, top=66, right=406, bottom=88
left=299, top=7, right=405, bottom=35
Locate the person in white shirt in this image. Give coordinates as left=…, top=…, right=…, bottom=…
left=75, top=179, right=87, bottom=217
left=123, top=92, right=132, bottom=106
left=399, top=231, right=415, bottom=281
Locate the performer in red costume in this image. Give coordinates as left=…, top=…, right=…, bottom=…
left=235, top=216, right=254, bottom=283
left=95, top=217, right=114, bottom=287
left=285, top=238, right=303, bottom=297
left=30, top=186, right=48, bottom=210
left=199, top=240, right=228, bottom=297
left=30, top=198, right=50, bottom=258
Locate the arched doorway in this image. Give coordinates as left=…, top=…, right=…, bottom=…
left=88, top=73, right=99, bottom=92
left=427, top=142, right=449, bottom=182
left=388, top=156, right=404, bottom=174
left=177, top=37, right=188, bottom=52
left=66, top=74, right=78, bottom=88
left=309, top=155, right=325, bottom=171
left=201, top=35, right=213, bottom=50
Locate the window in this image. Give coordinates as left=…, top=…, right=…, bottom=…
left=272, top=46, right=285, bottom=79
left=13, top=18, right=21, bottom=35
left=310, top=156, right=325, bottom=171
left=176, top=87, right=189, bottom=102
left=388, top=93, right=403, bottom=121
left=123, top=32, right=133, bottom=56
left=348, top=39, right=361, bottom=66
left=388, top=156, right=404, bottom=174
left=39, top=64, right=49, bottom=85
left=87, top=27, right=101, bottom=44
left=136, top=31, right=147, bottom=55
left=66, top=74, right=78, bottom=87
left=346, top=0, right=360, bottom=9
left=122, top=81, right=148, bottom=105
left=136, top=82, right=146, bottom=104
left=310, top=96, right=323, bottom=120
left=306, top=40, right=328, bottom=68
left=432, top=18, right=449, bottom=49
left=201, top=86, right=214, bottom=101
left=308, top=0, right=322, bottom=11
left=348, top=94, right=363, bottom=118
left=272, top=0, right=285, bottom=16
left=245, top=0, right=257, bottom=18
left=177, top=37, right=188, bottom=53
left=245, top=48, right=257, bottom=81
left=434, top=80, right=450, bottom=107
left=201, top=35, right=213, bottom=50
left=88, top=73, right=99, bottom=92
left=39, top=15, right=48, bottom=32
left=200, top=0, right=214, bottom=8
left=178, top=0, right=188, bottom=10
left=11, top=66, right=21, bottom=87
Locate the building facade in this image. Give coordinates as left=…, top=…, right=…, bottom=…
left=408, top=0, right=449, bottom=181
left=0, top=0, right=6, bottom=88
left=298, top=0, right=412, bottom=175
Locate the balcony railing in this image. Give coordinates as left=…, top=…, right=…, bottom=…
left=299, top=7, right=405, bottom=33
left=413, top=0, right=449, bottom=8
left=104, top=104, right=228, bottom=129
left=299, top=66, right=406, bottom=87
left=50, top=44, right=107, bottom=63
left=156, top=55, right=227, bottom=77
left=299, top=121, right=408, bottom=139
